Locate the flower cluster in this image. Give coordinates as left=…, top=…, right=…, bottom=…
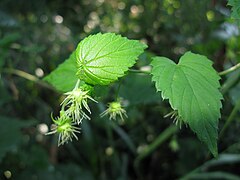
left=61, top=82, right=97, bottom=124
left=46, top=80, right=97, bottom=145
left=46, top=80, right=129, bottom=145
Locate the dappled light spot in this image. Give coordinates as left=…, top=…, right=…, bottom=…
left=40, top=15, right=48, bottom=23
left=118, top=2, right=126, bottom=10
left=130, top=5, right=144, bottom=18
left=173, top=47, right=186, bottom=55
left=35, top=68, right=44, bottom=77
left=137, top=144, right=147, bottom=154
left=37, top=123, right=48, bottom=134
left=53, top=15, right=63, bottom=24
left=105, top=147, right=114, bottom=156
left=4, top=170, right=12, bottom=179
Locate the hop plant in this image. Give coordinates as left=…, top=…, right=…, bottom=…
left=100, top=99, right=128, bottom=121
left=44, top=33, right=224, bottom=156
left=61, top=80, right=97, bottom=124
left=46, top=111, right=81, bottom=146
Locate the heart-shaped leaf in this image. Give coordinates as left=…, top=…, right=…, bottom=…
left=151, top=51, right=223, bottom=157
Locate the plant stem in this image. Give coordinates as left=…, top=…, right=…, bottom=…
left=115, top=79, right=122, bottom=100
left=129, top=63, right=240, bottom=76
left=111, top=122, right=136, bottom=154
left=134, top=125, right=178, bottom=171
left=1, top=68, right=55, bottom=90
left=220, top=72, right=240, bottom=95
left=129, top=69, right=151, bottom=74
left=219, top=99, right=240, bottom=139
left=218, top=63, right=240, bottom=76
left=75, top=79, right=80, bottom=88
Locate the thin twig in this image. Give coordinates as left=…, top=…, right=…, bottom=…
left=219, top=99, right=240, bottom=139
left=130, top=63, right=240, bottom=76
left=1, top=68, right=55, bottom=91
left=218, top=63, right=240, bottom=76
left=134, top=125, right=178, bottom=176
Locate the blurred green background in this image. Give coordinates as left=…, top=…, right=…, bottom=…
left=0, top=0, right=240, bottom=179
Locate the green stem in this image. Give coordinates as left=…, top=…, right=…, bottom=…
left=130, top=63, right=240, bottom=76
left=2, top=68, right=55, bottom=90
left=115, top=79, right=122, bottom=100
left=218, top=63, right=240, bottom=76
left=220, top=72, right=240, bottom=95
left=129, top=69, right=151, bottom=74
left=74, top=79, right=80, bottom=89
left=111, top=122, right=136, bottom=154
left=134, top=125, right=178, bottom=171
left=219, top=99, right=240, bottom=139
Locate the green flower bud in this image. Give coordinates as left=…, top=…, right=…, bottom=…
left=100, top=99, right=127, bottom=121
left=46, top=111, right=81, bottom=146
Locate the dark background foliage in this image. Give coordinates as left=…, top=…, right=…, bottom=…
left=0, top=0, right=240, bottom=179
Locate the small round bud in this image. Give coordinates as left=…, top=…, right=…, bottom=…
left=100, top=99, right=128, bottom=121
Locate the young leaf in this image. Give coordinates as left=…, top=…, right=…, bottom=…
left=44, top=52, right=78, bottom=92
left=151, top=52, right=223, bottom=157
left=76, top=33, right=147, bottom=85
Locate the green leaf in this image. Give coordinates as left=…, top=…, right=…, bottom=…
left=119, top=73, right=161, bottom=105
left=151, top=51, right=223, bottom=157
left=0, top=116, right=35, bottom=162
left=44, top=52, right=78, bottom=92
left=228, top=0, right=240, bottom=20
left=0, top=32, right=21, bottom=47
left=76, top=33, right=147, bottom=85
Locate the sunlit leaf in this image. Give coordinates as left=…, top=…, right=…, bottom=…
left=44, top=52, right=78, bottom=92
left=76, top=33, right=147, bottom=85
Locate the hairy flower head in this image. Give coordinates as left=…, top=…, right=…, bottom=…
left=100, top=99, right=127, bottom=121
left=61, top=81, right=97, bottom=124
left=46, top=111, right=81, bottom=146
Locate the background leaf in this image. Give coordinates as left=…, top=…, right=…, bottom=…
left=151, top=52, right=223, bottom=157
left=119, top=73, right=160, bottom=105
left=44, top=51, right=78, bottom=92
left=0, top=116, right=35, bottom=162
left=76, top=33, right=147, bottom=85
left=181, top=154, right=240, bottom=179
left=228, top=0, right=240, bottom=20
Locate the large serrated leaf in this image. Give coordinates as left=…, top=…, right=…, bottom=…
left=76, top=33, right=147, bottom=85
left=151, top=51, right=223, bottom=157
left=44, top=52, right=78, bottom=92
